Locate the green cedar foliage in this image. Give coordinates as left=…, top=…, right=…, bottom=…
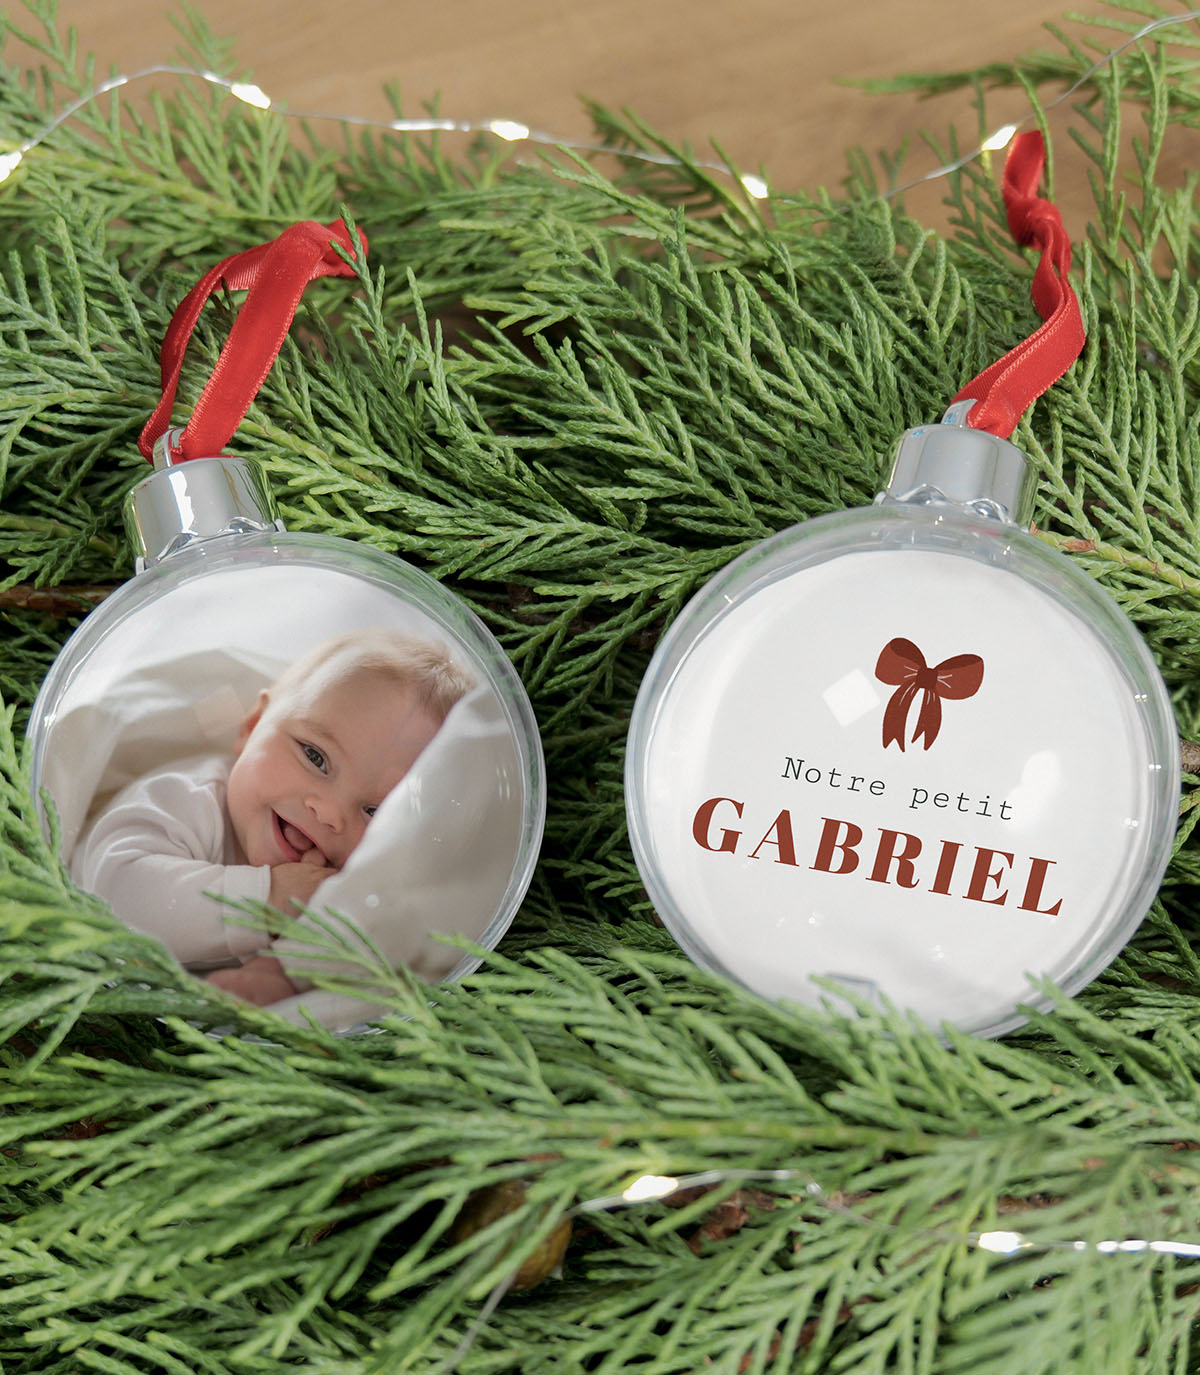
left=2, top=2, right=1200, bottom=1371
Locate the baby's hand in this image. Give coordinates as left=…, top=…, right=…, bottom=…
left=268, top=857, right=337, bottom=917
left=206, top=955, right=298, bottom=1006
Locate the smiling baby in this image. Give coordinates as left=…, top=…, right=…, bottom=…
left=70, top=628, right=473, bottom=1001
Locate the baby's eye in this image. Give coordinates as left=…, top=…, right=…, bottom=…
left=363, top=804, right=378, bottom=819
left=302, top=743, right=327, bottom=772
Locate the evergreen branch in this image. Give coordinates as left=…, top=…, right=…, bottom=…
left=2, top=4, right=1200, bottom=1372
left=1037, top=528, right=1200, bottom=598
left=0, top=582, right=113, bottom=614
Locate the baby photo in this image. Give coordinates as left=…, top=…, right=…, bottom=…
left=71, top=628, right=472, bottom=1006
left=34, top=556, right=538, bottom=1031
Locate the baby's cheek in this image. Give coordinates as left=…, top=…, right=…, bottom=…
left=329, top=814, right=368, bottom=869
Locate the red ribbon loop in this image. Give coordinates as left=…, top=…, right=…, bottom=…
left=139, top=218, right=367, bottom=463
left=874, top=637, right=984, bottom=751
left=951, top=131, right=1084, bottom=439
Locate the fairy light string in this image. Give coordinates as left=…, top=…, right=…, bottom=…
left=0, top=60, right=772, bottom=198
left=437, top=1165, right=1200, bottom=1373
left=1, top=9, right=1199, bottom=200
left=593, top=1167, right=1200, bottom=1258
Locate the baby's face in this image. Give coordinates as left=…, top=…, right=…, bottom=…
left=226, top=672, right=442, bottom=871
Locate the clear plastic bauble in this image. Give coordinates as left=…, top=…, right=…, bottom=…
left=625, top=412, right=1179, bottom=1038
left=27, top=454, right=545, bottom=1032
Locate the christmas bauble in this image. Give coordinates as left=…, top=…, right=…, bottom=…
left=625, top=409, right=1178, bottom=1037
left=25, top=219, right=545, bottom=1032
left=28, top=449, right=545, bottom=1031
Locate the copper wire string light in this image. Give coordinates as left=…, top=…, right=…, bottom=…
left=1, top=9, right=1198, bottom=197
left=589, top=1168, right=1200, bottom=1259
left=436, top=1164, right=1200, bottom=1372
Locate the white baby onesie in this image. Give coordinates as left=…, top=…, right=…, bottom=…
left=70, top=755, right=272, bottom=968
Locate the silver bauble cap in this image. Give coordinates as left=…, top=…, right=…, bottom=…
left=880, top=400, right=1036, bottom=526
left=124, top=434, right=284, bottom=570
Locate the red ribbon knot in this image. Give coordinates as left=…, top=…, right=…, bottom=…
left=139, top=218, right=368, bottom=464
left=874, top=638, right=984, bottom=752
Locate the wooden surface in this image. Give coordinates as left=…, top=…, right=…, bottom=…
left=19, top=1, right=1117, bottom=216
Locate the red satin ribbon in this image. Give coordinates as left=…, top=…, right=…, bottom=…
left=951, top=131, right=1084, bottom=439
left=138, top=219, right=367, bottom=463
left=875, top=638, right=984, bottom=751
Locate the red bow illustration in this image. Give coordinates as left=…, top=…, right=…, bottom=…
left=874, top=638, right=984, bottom=751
